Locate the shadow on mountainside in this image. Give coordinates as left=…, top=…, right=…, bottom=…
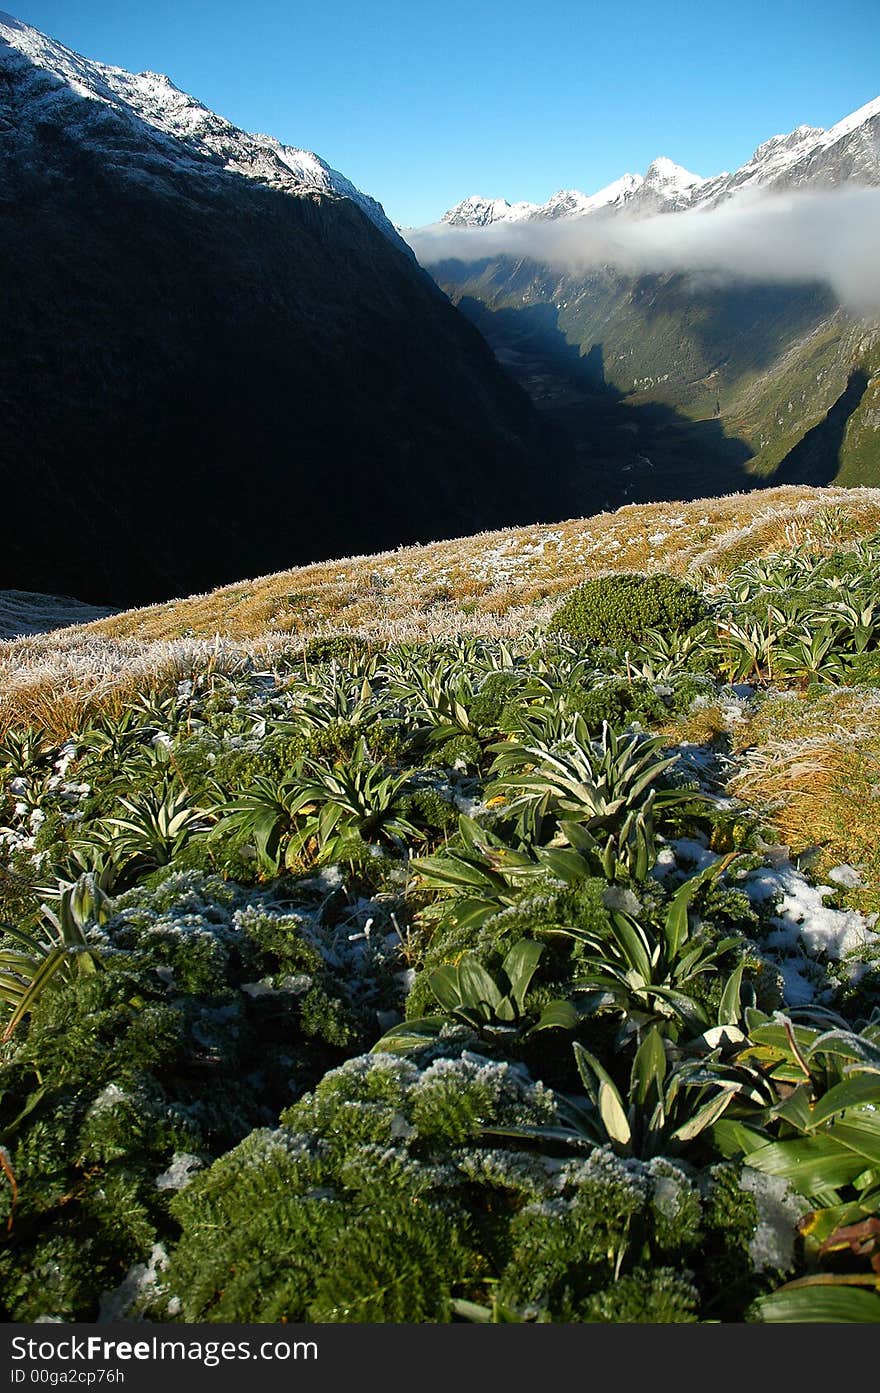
left=619, top=273, right=837, bottom=383
left=452, top=296, right=759, bottom=508
left=0, top=116, right=580, bottom=608
left=770, top=369, right=871, bottom=486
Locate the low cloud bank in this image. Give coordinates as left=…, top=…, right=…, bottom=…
left=405, top=187, right=880, bottom=313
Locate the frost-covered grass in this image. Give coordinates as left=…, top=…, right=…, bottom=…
left=725, top=689, right=880, bottom=917
left=5, top=485, right=880, bottom=741
left=2, top=507, right=880, bottom=1324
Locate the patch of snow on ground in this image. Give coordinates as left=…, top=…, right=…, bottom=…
left=98, top=1243, right=169, bottom=1322
left=155, top=1152, right=202, bottom=1191
left=828, top=864, right=864, bottom=889
left=744, top=863, right=879, bottom=960
left=653, top=837, right=719, bottom=877
left=739, top=1169, right=809, bottom=1273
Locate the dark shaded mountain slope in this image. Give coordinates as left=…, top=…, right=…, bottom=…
left=0, top=27, right=579, bottom=606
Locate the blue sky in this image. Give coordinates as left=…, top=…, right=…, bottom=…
left=6, top=1, right=880, bottom=225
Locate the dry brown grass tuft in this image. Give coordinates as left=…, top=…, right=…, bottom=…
left=728, top=689, right=880, bottom=912
left=661, top=703, right=730, bottom=748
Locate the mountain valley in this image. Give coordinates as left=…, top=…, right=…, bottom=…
left=420, top=103, right=880, bottom=501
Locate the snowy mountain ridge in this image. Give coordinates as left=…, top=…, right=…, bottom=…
left=440, top=96, right=880, bottom=227
left=0, top=10, right=398, bottom=240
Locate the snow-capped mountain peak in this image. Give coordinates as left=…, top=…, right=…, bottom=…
left=437, top=162, right=700, bottom=227
left=822, top=95, right=880, bottom=144
left=441, top=195, right=515, bottom=227
left=566, top=172, right=644, bottom=215
left=643, top=156, right=705, bottom=191
left=0, top=10, right=398, bottom=240
left=435, top=94, right=879, bottom=228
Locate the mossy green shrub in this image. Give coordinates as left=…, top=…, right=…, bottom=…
left=303, top=635, right=370, bottom=666
left=561, top=675, right=669, bottom=729
left=665, top=672, right=718, bottom=712
left=306, top=718, right=403, bottom=766
left=433, top=732, right=484, bottom=771
left=0, top=965, right=208, bottom=1321
left=842, top=650, right=880, bottom=687
left=467, top=671, right=525, bottom=734
left=206, top=731, right=309, bottom=797
left=0, top=870, right=400, bottom=1321
left=155, top=1048, right=771, bottom=1324
left=548, top=574, right=708, bottom=650
left=398, top=786, right=459, bottom=835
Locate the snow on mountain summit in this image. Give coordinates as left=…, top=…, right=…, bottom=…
left=435, top=96, right=879, bottom=228
left=0, top=10, right=398, bottom=240
left=643, top=157, right=705, bottom=192
left=442, top=195, right=516, bottom=227
left=438, top=159, right=708, bottom=227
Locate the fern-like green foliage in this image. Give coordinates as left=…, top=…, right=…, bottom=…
left=0, top=870, right=398, bottom=1320
left=157, top=1047, right=769, bottom=1324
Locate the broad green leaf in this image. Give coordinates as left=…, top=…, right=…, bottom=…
left=647, top=984, right=711, bottom=1031
left=531, top=999, right=580, bottom=1033
left=502, top=940, right=544, bottom=1013
left=456, top=957, right=505, bottom=1013
left=535, top=846, right=591, bottom=884
left=450, top=1300, right=493, bottom=1323
left=428, top=965, right=465, bottom=1013
left=799, top=1200, right=878, bottom=1246
left=821, top=1113, right=880, bottom=1167
left=1, top=1080, right=49, bottom=1136
left=444, top=898, right=508, bottom=932
left=743, top=1136, right=869, bottom=1193
left=572, top=1042, right=601, bottom=1107
left=631, top=1027, right=666, bottom=1106
left=718, top=961, right=745, bottom=1027
left=670, top=1087, right=736, bottom=1143
left=370, top=1017, right=446, bottom=1054
left=598, top=1079, right=632, bottom=1147
left=573, top=1044, right=630, bottom=1145
left=809, top=1076, right=880, bottom=1129
left=559, top=820, right=599, bottom=857
left=608, top=912, right=653, bottom=982
left=663, top=854, right=736, bottom=959
left=3, top=946, right=70, bottom=1040
left=756, top=1283, right=880, bottom=1323
left=712, top=1118, right=771, bottom=1158
left=809, top=1030, right=880, bottom=1072
left=747, top=1019, right=819, bottom=1055
left=693, top=1025, right=748, bottom=1052
left=771, top=1084, right=816, bottom=1132
left=412, top=853, right=505, bottom=894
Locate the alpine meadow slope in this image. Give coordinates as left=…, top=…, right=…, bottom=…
left=2, top=484, right=880, bottom=1323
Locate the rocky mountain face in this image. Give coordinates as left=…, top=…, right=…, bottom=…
left=425, top=101, right=880, bottom=499
left=0, top=13, right=582, bottom=607
left=691, top=97, right=880, bottom=203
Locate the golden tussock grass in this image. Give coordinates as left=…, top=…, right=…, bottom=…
left=3, top=484, right=880, bottom=740
left=728, top=690, right=880, bottom=912
left=659, top=703, right=730, bottom=748
left=77, top=485, right=880, bottom=645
